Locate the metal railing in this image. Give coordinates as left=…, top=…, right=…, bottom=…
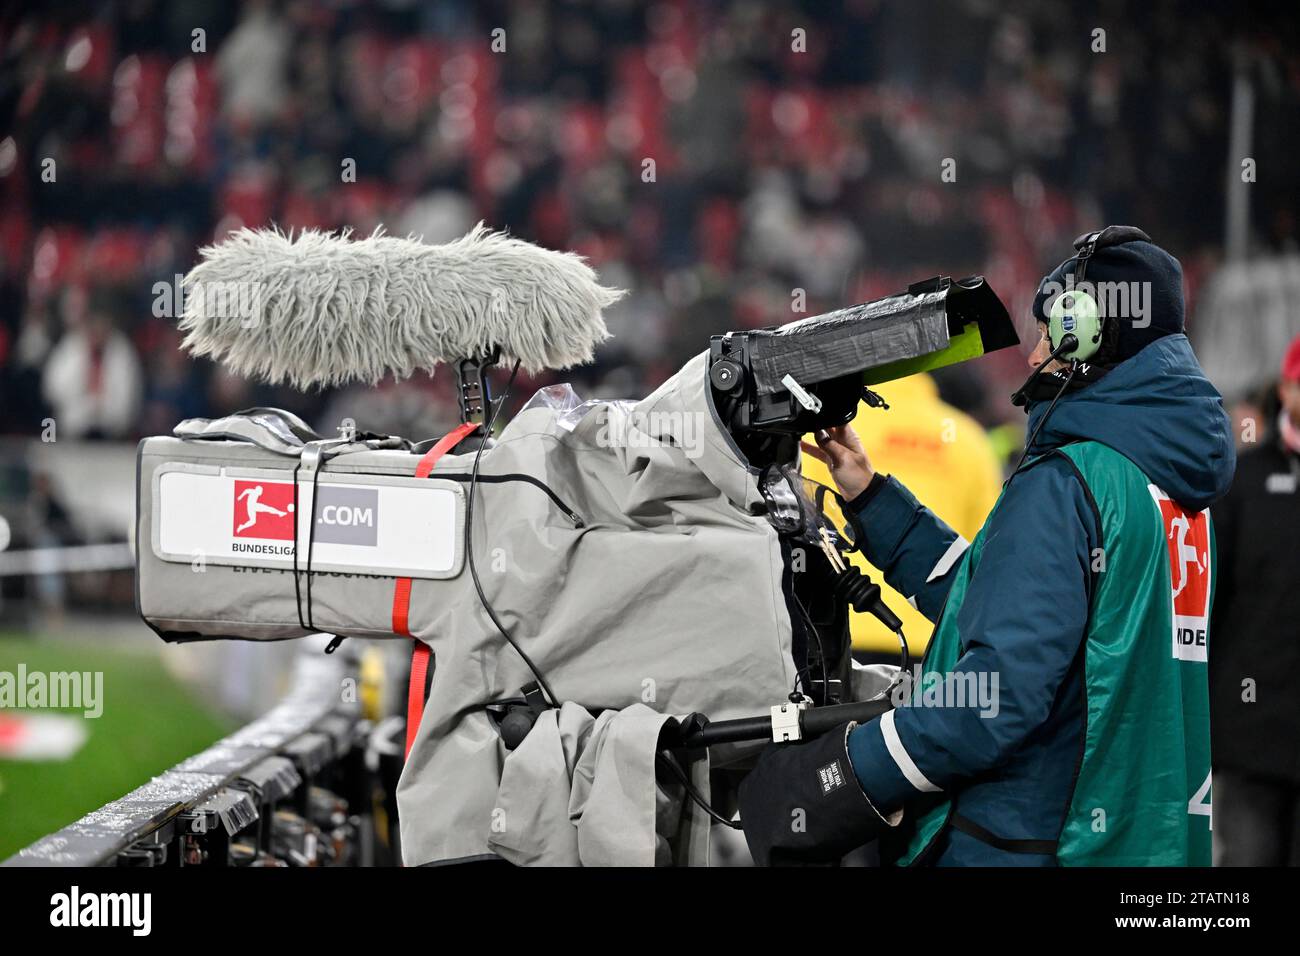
left=2, top=645, right=391, bottom=867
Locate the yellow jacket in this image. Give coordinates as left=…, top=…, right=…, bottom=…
left=801, top=374, right=1002, bottom=656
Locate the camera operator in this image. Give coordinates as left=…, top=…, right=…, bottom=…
left=738, top=230, right=1235, bottom=866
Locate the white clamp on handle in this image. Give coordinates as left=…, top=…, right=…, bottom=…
left=771, top=699, right=810, bottom=743
left=781, top=373, right=823, bottom=413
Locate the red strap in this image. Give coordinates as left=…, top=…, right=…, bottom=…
left=395, top=421, right=479, bottom=759
left=391, top=577, right=414, bottom=638
left=405, top=643, right=432, bottom=758
left=413, top=422, right=480, bottom=481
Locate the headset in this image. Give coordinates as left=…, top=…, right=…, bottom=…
left=1013, top=225, right=1151, bottom=408
left=1008, top=225, right=1152, bottom=474
left=1047, top=225, right=1148, bottom=358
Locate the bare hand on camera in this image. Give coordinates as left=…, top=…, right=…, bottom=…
left=800, top=425, right=876, bottom=501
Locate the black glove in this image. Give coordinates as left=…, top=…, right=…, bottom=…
left=737, top=721, right=898, bottom=866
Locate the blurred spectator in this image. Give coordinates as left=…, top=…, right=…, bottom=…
left=40, top=287, right=143, bottom=440
left=1209, top=333, right=1300, bottom=866
left=24, top=470, right=76, bottom=613
left=214, top=0, right=291, bottom=127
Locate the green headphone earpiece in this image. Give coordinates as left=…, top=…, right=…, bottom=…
left=1048, top=287, right=1102, bottom=362
left=1046, top=227, right=1111, bottom=363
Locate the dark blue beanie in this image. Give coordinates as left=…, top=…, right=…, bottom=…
left=1031, top=231, right=1185, bottom=365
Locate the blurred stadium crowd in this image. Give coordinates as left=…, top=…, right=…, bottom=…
left=4, top=0, right=1298, bottom=445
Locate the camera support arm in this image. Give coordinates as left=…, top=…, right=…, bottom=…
left=665, top=696, right=895, bottom=749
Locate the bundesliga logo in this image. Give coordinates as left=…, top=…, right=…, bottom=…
left=233, top=481, right=296, bottom=540
left=1150, top=488, right=1211, bottom=662
left=230, top=481, right=379, bottom=546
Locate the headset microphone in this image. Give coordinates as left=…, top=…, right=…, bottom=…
left=1011, top=332, right=1080, bottom=408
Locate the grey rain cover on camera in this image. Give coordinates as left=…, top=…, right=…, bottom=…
left=136, top=351, right=796, bottom=864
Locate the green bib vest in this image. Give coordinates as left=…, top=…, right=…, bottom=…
left=891, top=441, right=1214, bottom=866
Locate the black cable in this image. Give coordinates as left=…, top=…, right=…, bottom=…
left=894, top=626, right=910, bottom=679
left=790, top=593, right=828, bottom=706
left=464, top=359, right=560, bottom=707
left=1010, top=360, right=1078, bottom=478
left=864, top=627, right=910, bottom=704
left=291, top=462, right=307, bottom=631
left=304, top=462, right=323, bottom=630
left=655, top=751, right=741, bottom=830
left=289, top=459, right=322, bottom=631
left=791, top=664, right=817, bottom=698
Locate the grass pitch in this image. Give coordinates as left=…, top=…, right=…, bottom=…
left=0, top=632, right=234, bottom=859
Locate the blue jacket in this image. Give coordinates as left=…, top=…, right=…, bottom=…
left=844, top=334, right=1235, bottom=865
